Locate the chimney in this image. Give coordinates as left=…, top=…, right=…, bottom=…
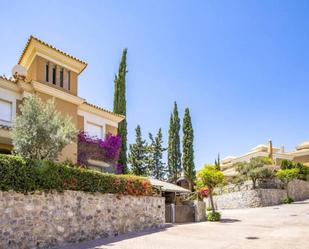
left=268, top=139, right=273, bottom=159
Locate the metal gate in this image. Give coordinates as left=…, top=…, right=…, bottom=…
left=165, top=204, right=194, bottom=223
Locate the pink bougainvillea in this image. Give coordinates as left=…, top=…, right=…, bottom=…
left=77, top=131, right=122, bottom=172
left=198, top=187, right=209, bottom=198
left=115, top=164, right=124, bottom=174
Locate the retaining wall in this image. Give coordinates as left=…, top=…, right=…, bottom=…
left=0, top=190, right=165, bottom=249
left=206, top=180, right=309, bottom=209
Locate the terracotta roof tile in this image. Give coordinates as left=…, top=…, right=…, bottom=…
left=0, top=75, right=16, bottom=83
left=18, top=36, right=87, bottom=66
left=0, top=124, right=11, bottom=130
left=84, top=102, right=125, bottom=119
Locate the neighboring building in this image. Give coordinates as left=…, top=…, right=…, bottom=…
left=0, top=36, right=124, bottom=170
left=221, top=140, right=309, bottom=176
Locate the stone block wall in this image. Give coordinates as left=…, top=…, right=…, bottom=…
left=287, top=179, right=309, bottom=201
left=193, top=201, right=206, bottom=222
left=0, top=191, right=165, bottom=249
left=206, top=180, right=309, bottom=210
left=205, top=189, right=286, bottom=209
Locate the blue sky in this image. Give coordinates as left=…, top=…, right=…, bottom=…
left=0, top=0, right=308, bottom=170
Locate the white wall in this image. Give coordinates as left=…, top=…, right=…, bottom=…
left=0, top=87, right=22, bottom=127
left=78, top=110, right=118, bottom=139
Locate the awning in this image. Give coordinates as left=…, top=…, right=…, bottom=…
left=149, top=178, right=191, bottom=193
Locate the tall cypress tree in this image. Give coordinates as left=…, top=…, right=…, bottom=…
left=148, top=128, right=167, bottom=180
left=168, top=102, right=182, bottom=183
left=182, top=108, right=195, bottom=190
left=168, top=114, right=174, bottom=179
left=215, top=153, right=221, bottom=170
left=128, top=125, right=148, bottom=176
left=113, top=48, right=128, bottom=172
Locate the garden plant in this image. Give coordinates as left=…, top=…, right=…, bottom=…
left=11, top=95, right=77, bottom=161
left=235, top=157, right=273, bottom=189
left=196, top=165, right=224, bottom=221
left=276, top=168, right=299, bottom=203
left=0, top=154, right=153, bottom=196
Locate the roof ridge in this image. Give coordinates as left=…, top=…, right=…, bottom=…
left=18, top=36, right=88, bottom=66
left=84, top=101, right=125, bottom=118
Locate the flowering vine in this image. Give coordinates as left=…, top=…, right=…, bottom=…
left=77, top=131, right=122, bottom=173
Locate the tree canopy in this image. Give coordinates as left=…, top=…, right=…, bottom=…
left=147, top=128, right=167, bottom=180
left=168, top=101, right=181, bottom=183
left=235, top=157, right=273, bottom=189
left=196, top=165, right=224, bottom=211
left=128, top=125, right=148, bottom=176
left=12, top=95, right=77, bottom=161
left=113, top=48, right=128, bottom=172
left=182, top=108, right=195, bottom=190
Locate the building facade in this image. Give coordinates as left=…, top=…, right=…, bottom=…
left=0, top=36, right=124, bottom=169
left=221, top=140, right=309, bottom=176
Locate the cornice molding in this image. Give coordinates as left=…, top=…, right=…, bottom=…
left=32, top=81, right=84, bottom=105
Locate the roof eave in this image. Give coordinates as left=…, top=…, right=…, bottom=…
left=18, top=36, right=87, bottom=75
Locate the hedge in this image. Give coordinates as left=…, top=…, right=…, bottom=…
left=0, top=154, right=153, bottom=196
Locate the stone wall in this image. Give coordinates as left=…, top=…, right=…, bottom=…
left=206, top=180, right=309, bottom=210
left=193, top=201, right=206, bottom=222
left=205, top=189, right=286, bottom=209
left=287, top=179, right=309, bottom=201
left=214, top=179, right=282, bottom=195
left=0, top=190, right=165, bottom=249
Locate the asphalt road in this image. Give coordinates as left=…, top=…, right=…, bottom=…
left=55, top=199, right=309, bottom=249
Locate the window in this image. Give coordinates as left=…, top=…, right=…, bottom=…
left=68, top=71, right=71, bottom=90
left=0, top=100, right=12, bottom=125
left=60, top=68, right=64, bottom=87
left=45, top=63, right=49, bottom=82
left=86, top=122, right=103, bottom=139
left=52, top=66, right=56, bottom=84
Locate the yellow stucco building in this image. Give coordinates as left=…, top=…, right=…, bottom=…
left=0, top=36, right=124, bottom=169
left=221, top=140, right=309, bottom=176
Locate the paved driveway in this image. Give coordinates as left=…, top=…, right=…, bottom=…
left=55, top=200, right=309, bottom=249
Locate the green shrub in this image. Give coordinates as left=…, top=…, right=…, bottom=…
left=206, top=207, right=213, bottom=212
left=282, top=197, right=294, bottom=204
left=11, top=95, right=77, bottom=161
left=280, top=160, right=309, bottom=181
left=235, top=157, right=273, bottom=189
left=0, top=154, right=153, bottom=196
left=207, top=211, right=221, bottom=221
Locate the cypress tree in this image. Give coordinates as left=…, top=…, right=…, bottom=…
left=148, top=128, right=167, bottom=180
left=168, top=102, right=182, bottom=183
left=215, top=153, right=221, bottom=170
left=113, top=48, right=128, bottom=172
left=128, top=125, right=148, bottom=176
left=168, top=114, right=174, bottom=179
left=182, top=107, right=195, bottom=190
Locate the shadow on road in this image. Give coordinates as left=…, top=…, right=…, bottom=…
left=53, top=225, right=173, bottom=249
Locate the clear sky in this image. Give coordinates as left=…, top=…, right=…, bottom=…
left=0, top=0, right=308, bottom=170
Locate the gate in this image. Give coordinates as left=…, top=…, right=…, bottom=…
left=165, top=204, right=194, bottom=223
